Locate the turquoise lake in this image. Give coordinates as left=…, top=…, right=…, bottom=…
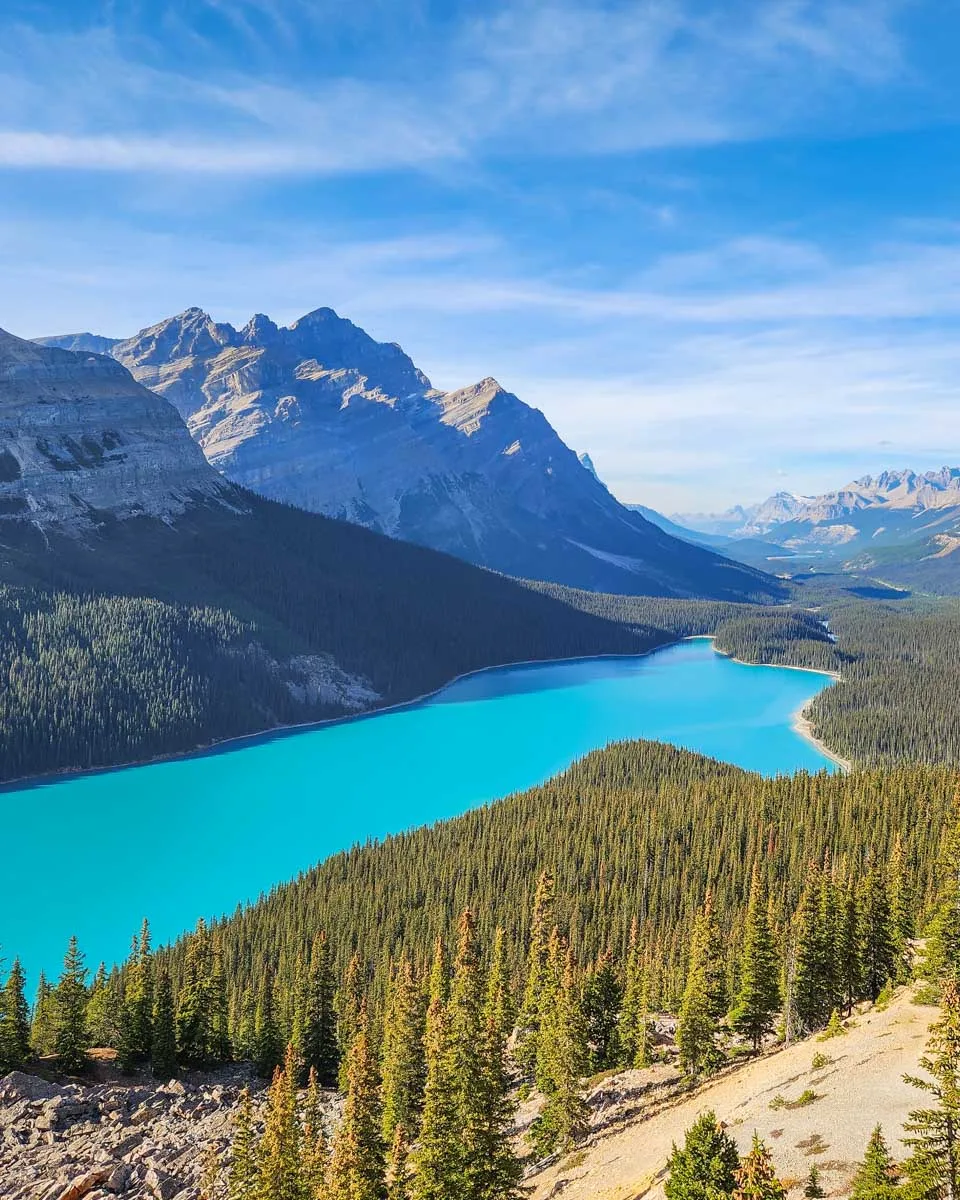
left=3, top=637, right=837, bottom=983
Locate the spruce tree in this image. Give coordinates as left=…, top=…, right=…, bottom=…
left=177, top=920, right=216, bottom=1068
left=734, top=1134, right=786, bottom=1200
left=664, top=1110, right=740, bottom=1200
left=924, top=811, right=960, bottom=987
left=530, top=939, right=588, bottom=1159
left=255, top=972, right=285, bottom=1079
left=478, top=926, right=524, bottom=1199
left=386, top=1125, right=414, bottom=1200
left=30, top=972, right=56, bottom=1057
left=152, top=968, right=178, bottom=1079
left=851, top=1126, right=901, bottom=1200
left=618, top=921, right=651, bottom=1069
left=411, top=937, right=460, bottom=1200
left=904, top=980, right=960, bottom=1200
left=234, top=987, right=258, bottom=1063
left=678, top=895, right=725, bottom=1077
left=729, top=871, right=781, bottom=1052
left=119, top=919, right=154, bottom=1069
left=582, top=948, right=623, bottom=1072
left=85, top=963, right=111, bottom=1049
left=301, top=932, right=340, bottom=1088
left=516, top=870, right=555, bottom=1074
left=859, top=866, right=896, bottom=1003
left=337, top=951, right=365, bottom=1092
left=54, top=936, right=89, bottom=1073
left=326, top=1008, right=386, bottom=1200
left=803, top=1166, right=826, bottom=1200
left=0, top=959, right=29, bottom=1070
left=888, top=835, right=915, bottom=981
left=380, top=952, right=426, bottom=1147
left=228, top=1086, right=259, bottom=1200
left=840, top=880, right=862, bottom=1015
left=303, top=1067, right=330, bottom=1199
left=793, top=866, right=829, bottom=1033
left=259, top=1044, right=306, bottom=1200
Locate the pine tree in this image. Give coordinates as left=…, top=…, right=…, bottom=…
left=664, top=1111, right=740, bottom=1200
left=326, top=1008, right=385, bottom=1200
left=889, top=835, right=915, bottom=981
left=729, top=871, right=781, bottom=1052
left=734, top=1134, right=786, bottom=1200
left=478, top=926, right=524, bottom=1199
left=30, top=972, right=56, bottom=1057
left=54, top=936, right=89, bottom=1073
left=0, top=959, right=29, bottom=1070
left=516, top=870, right=555, bottom=1074
left=152, top=968, right=178, bottom=1079
left=859, top=866, right=897, bottom=1003
left=178, top=920, right=217, bottom=1068
left=448, top=912, right=522, bottom=1200
left=530, top=939, right=588, bottom=1159
left=618, top=921, right=651, bottom=1069
left=301, top=932, right=341, bottom=1088
left=228, top=1086, right=259, bottom=1200
left=119, top=920, right=154, bottom=1069
left=386, top=1125, right=414, bottom=1200
left=840, top=880, right=862, bottom=1015
left=259, top=1044, right=306, bottom=1200
left=85, top=963, right=111, bottom=1048
left=818, top=870, right=843, bottom=1017
left=793, top=865, right=830, bottom=1033
left=302, top=1067, right=330, bottom=1199
left=337, top=951, right=365, bottom=1093
left=904, top=980, right=960, bottom=1200
left=804, top=1166, right=826, bottom=1200
left=924, top=810, right=960, bottom=987
left=256, top=973, right=285, bottom=1079
left=582, top=948, right=623, bottom=1072
left=851, top=1126, right=901, bottom=1200
left=678, top=896, right=725, bottom=1077
left=234, top=987, right=258, bottom=1063
left=380, top=952, right=425, bottom=1147
left=411, top=937, right=460, bottom=1200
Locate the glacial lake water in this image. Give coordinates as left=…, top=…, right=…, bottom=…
left=3, top=637, right=837, bottom=983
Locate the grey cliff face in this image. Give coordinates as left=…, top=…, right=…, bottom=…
left=0, top=328, right=227, bottom=528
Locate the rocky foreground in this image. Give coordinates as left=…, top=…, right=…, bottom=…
left=0, top=1066, right=334, bottom=1200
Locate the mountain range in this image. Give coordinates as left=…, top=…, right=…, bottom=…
left=38, top=308, right=775, bottom=601
left=671, top=468, right=960, bottom=590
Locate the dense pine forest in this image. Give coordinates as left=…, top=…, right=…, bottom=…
left=5, top=739, right=960, bottom=1196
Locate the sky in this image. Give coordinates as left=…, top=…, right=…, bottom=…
left=1, top=0, right=959, bottom=511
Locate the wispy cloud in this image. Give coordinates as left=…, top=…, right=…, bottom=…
left=0, top=0, right=915, bottom=176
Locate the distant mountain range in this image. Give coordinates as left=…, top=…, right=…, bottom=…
left=669, top=468, right=960, bottom=591
left=37, top=309, right=776, bottom=601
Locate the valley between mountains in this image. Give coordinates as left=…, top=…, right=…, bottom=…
left=2, top=313, right=960, bottom=1200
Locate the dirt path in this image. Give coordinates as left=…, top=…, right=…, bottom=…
left=528, top=989, right=933, bottom=1200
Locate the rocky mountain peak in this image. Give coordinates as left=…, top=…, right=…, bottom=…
left=0, top=327, right=227, bottom=528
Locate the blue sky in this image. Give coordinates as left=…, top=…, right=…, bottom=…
left=1, top=0, right=959, bottom=511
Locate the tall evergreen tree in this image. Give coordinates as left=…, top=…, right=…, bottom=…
left=380, top=952, right=426, bottom=1147
left=516, top=870, right=555, bottom=1074
left=119, top=919, right=154, bottom=1069
left=0, top=959, right=29, bottom=1071
left=85, top=963, right=111, bottom=1049
left=411, top=938, right=460, bottom=1200
left=851, top=1126, right=902, bottom=1200
left=30, top=972, right=56, bottom=1057
left=228, top=1086, right=259, bottom=1200
left=904, top=980, right=960, bottom=1200
left=177, top=920, right=217, bottom=1068
left=259, top=1044, right=306, bottom=1200
left=337, top=951, right=366, bottom=1092
left=327, top=1008, right=386, bottom=1200
left=618, top=921, right=651, bottom=1069
left=859, top=866, right=897, bottom=1003
left=386, top=1125, right=414, bottom=1200
left=530, top=938, right=589, bottom=1158
left=582, top=948, right=623, bottom=1072
left=839, top=880, right=862, bottom=1015
left=152, top=967, right=178, bottom=1079
left=924, top=810, right=960, bottom=987
left=478, top=927, right=523, bottom=1199
left=664, top=1111, right=740, bottom=1200
left=255, top=972, right=285, bottom=1079
left=300, top=932, right=341, bottom=1088
left=793, top=865, right=830, bottom=1033
left=302, top=1067, right=330, bottom=1199
left=729, top=871, right=781, bottom=1052
left=678, top=895, right=725, bottom=1077
left=889, top=835, right=915, bottom=980
left=54, top=936, right=89, bottom=1073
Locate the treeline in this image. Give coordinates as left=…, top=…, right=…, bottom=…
left=8, top=783, right=960, bottom=1197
